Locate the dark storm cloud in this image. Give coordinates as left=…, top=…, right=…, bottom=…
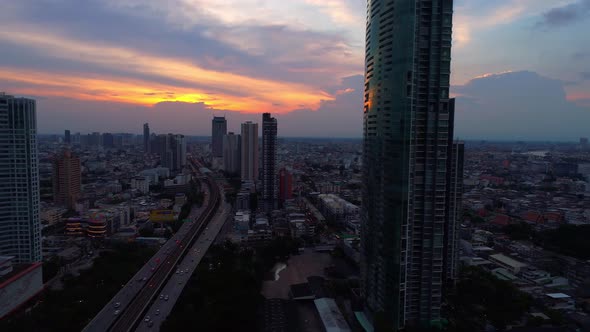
left=538, top=0, right=590, bottom=27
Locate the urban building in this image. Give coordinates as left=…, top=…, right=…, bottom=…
left=223, top=132, right=241, bottom=174
left=211, top=116, right=227, bottom=158
left=241, top=121, right=259, bottom=182
left=64, top=129, right=71, bottom=144
left=0, top=257, right=43, bottom=319
left=155, top=134, right=186, bottom=171
left=0, top=93, right=42, bottom=263
left=261, top=113, right=278, bottom=212
left=143, top=122, right=150, bottom=153
left=131, top=177, right=150, bottom=195
left=53, top=149, right=82, bottom=209
left=279, top=167, right=293, bottom=205
left=101, top=132, right=114, bottom=148
left=360, top=1, right=459, bottom=329
left=444, top=141, right=464, bottom=283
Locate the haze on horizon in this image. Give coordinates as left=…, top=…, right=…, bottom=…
left=1, top=0, right=589, bottom=140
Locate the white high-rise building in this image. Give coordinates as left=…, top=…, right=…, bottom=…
left=0, top=93, right=41, bottom=263
left=240, top=122, right=258, bottom=182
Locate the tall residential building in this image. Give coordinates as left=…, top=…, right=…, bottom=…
left=143, top=123, right=151, bottom=153
left=156, top=134, right=186, bottom=171
left=444, top=141, right=464, bottom=283
left=278, top=167, right=293, bottom=205
left=240, top=121, right=258, bottom=182
left=73, top=132, right=81, bottom=145
left=53, top=150, right=82, bottom=209
left=211, top=116, right=227, bottom=158
left=223, top=132, right=241, bottom=174
left=261, top=113, right=278, bottom=212
left=361, top=1, right=459, bottom=329
left=64, top=129, right=71, bottom=144
left=102, top=132, right=114, bottom=148
left=0, top=93, right=41, bottom=263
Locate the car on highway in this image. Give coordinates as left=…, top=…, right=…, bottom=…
left=160, top=294, right=164, bottom=300
left=114, top=310, right=120, bottom=315
left=164, top=295, right=169, bottom=301
left=144, top=316, right=150, bottom=322
left=155, top=309, right=160, bottom=316
left=148, top=321, right=154, bottom=327
left=114, top=302, right=120, bottom=308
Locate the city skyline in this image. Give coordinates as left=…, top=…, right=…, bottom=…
left=0, top=1, right=589, bottom=140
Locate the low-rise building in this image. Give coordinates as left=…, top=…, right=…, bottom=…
left=489, top=253, right=528, bottom=274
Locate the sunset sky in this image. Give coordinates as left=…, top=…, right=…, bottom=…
left=1, top=0, right=589, bottom=139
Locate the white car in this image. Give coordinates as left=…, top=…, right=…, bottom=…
left=160, top=294, right=164, bottom=300
left=114, top=302, right=120, bottom=308
left=164, top=295, right=169, bottom=301
left=114, top=310, right=120, bottom=315
left=155, top=309, right=160, bottom=316
left=144, top=316, right=150, bottom=322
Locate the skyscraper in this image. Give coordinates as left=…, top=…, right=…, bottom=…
left=0, top=93, right=41, bottom=263
left=143, top=123, right=150, bottom=153
left=53, top=149, right=82, bottom=210
left=223, top=132, right=241, bottom=174
left=212, top=116, right=227, bottom=158
left=444, top=141, right=464, bottom=283
left=261, top=113, right=278, bottom=212
left=64, top=129, right=71, bottom=144
left=156, top=134, right=186, bottom=171
left=102, top=132, right=114, bottom=148
left=240, top=121, right=258, bottom=182
left=361, top=1, right=458, bottom=329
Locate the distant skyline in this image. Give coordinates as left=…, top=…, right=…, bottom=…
left=1, top=0, right=589, bottom=139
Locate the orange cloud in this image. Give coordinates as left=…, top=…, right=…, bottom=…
left=566, top=92, right=590, bottom=102
left=0, top=28, right=334, bottom=113
left=336, top=88, right=354, bottom=95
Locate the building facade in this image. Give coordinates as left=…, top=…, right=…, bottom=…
left=444, top=141, right=464, bottom=283
left=360, top=1, right=458, bottom=329
left=53, top=150, right=82, bottom=209
left=223, top=132, right=241, bottom=174
left=261, top=113, right=278, bottom=212
left=64, top=129, right=71, bottom=144
left=156, top=134, right=186, bottom=171
left=241, top=121, right=259, bottom=182
left=0, top=93, right=42, bottom=263
left=143, top=123, right=150, bottom=153
left=279, top=167, right=293, bottom=204
left=212, top=116, right=227, bottom=158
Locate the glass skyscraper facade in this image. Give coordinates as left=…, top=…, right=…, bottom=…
left=0, top=93, right=41, bottom=263
left=361, top=0, right=459, bottom=330
left=261, top=113, right=278, bottom=212
left=211, top=116, right=227, bottom=158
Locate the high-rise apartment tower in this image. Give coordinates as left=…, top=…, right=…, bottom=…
left=53, top=149, right=82, bottom=210
left=240, top=122, right=258, bottom=182
left=212, top=116, right=227, bottom=158
left=223, top=132, right=241, bottom=174
left=0, top=93, right=42, bottom=263
left=143, top=123, right=150, bottom=153
left=360, top=1, right=461, bottom=329
left=261, top=113, right=278, bottom=212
